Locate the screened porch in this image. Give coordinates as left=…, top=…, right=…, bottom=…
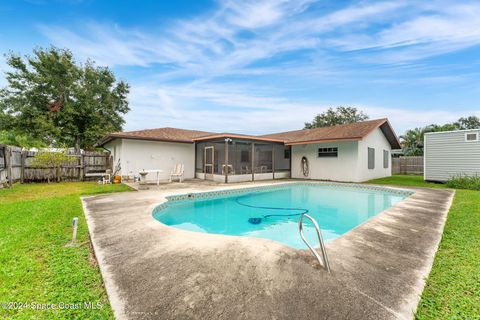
left=194, top=136, right=291, bottom=183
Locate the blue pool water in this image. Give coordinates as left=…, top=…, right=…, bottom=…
left=153, top=184, right=409, bottom=249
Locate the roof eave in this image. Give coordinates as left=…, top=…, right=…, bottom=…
left=193, top=134, right=285, bottom=143
left=285, top=137, right=362, bottom=146
left=95, top=134, right=195, bottom=147
left=378, top=120, right=402, bottom=149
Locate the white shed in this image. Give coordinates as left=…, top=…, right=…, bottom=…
left=424, top=129, right=480, bottom=182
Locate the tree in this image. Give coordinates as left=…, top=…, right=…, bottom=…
left=400, top=115, right=480, bottom=156
left=304, top=106, right=369, bottom=129
left=456, top=116, right=480, bottom=130
left=0, top=130, right=46, bottom=149
left=400, top=127, right=427, bottom=156
left=0, top=47, right=130, bottom=151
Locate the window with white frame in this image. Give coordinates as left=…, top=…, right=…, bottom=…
left=383, top=150, right=389, bottom=169
left=318, top=147, right=338, bottom=157
left=465, top=132, right=479, bottom=142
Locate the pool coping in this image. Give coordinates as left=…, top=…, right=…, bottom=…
left=82, top=180, right=454, bottom=320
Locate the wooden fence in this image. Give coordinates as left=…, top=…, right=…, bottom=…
left=392, top=156, right=424, bottom=175
left=0, top=144, right=112, bottom=186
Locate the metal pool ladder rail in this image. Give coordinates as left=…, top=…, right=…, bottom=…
left=299, top=213, right=331, bottom=273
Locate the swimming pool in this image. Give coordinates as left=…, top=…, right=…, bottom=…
left=153, top=183, right=412, bottom=249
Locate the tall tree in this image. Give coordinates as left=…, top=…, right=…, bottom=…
left=304, top=106, right=369, bottom=129
left=0, top=47, right=130, bottom=151
left=456, top=116, right=480, bottom=130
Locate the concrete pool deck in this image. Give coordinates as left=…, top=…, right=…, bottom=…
left=82, top=180, right=454, bottom=320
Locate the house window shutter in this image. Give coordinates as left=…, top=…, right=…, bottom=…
left=368, top=148, right=375, bottom=169
left=383, top=150, right=389, bottom=169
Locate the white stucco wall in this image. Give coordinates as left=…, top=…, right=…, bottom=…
left=104, top=139, right=123, bottom=173
left=356, top=127, right=392, bottom=181
left=290, top=128, right=392, bottom=182
left=291, top=140, right=359, bottom=182
left=104, top=139, right=195, bottom=181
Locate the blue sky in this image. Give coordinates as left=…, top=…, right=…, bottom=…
left=1, top=0, right=480, bottom=135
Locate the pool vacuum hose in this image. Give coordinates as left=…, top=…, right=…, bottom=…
left=235, top=196, right=309, bottom=224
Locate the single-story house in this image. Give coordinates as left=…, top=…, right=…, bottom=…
left=96, top=118, right=401, bottom=183
left=424, top=129, right=480, bottom=182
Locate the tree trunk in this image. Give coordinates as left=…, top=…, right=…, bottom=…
left=75, top=137, right=81, bottom=154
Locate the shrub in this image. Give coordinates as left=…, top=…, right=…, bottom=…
left=446, top=174, right=480, bottom=190
left=31, top=149, right=77, bottom=183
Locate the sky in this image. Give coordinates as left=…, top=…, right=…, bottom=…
left=1, top=0, right=480, bottom=135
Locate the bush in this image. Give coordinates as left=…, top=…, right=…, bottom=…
left=31, top=149, right=77, bottom=183
left=446, top=174, right=480, bottom=190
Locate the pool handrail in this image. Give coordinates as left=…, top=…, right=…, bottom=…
left=298, top=213, right=331, bottom=273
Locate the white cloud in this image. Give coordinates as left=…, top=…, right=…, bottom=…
left=327, top=2, right=480, bottom=63
left=33, top=0, right=480, bottom=133
left=125, top=81, right=478, bottom=135
left=35, top=1, right=480, bottom=70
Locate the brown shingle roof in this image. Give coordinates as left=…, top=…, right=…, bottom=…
left=97, top=118, right=401, bottom=149
left=193, top=133, right=285, bottom=143
left=97, top=127, right=217, bottom=145
left=260, top=118, right=401, bottom=148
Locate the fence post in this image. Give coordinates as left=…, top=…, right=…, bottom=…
left=79, top=153, right=84, bottom=181
left=20, top=150, right=26, bottom=183
left=5, top=146, right=12, bottom=187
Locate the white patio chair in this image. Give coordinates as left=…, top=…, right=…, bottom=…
left=169, top=163, right=184, bottom=182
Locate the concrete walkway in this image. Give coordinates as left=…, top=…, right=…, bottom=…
left=82, top=181, right=454, bottom=320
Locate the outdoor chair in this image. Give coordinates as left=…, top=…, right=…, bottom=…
left=240, top=166, right=250, bottom=174
left=222, top=164, right=234, bottom=175
left=169, top=163, right=184, bottom=182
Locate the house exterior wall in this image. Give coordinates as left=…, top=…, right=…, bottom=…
left=424, top=129, right=480, bottom=182
left=104, top=139, right=123, bottom=174
left=291, top=140, right=359, bottom=182
left=356, top=127, right=392, bottom=182
left=104, top=139, right=195, bottom=181
left=103, top=127, right=393, bottom=183
left=274, top=145, right=290, bottom=171
left=290, top=128, right=392, bottom=182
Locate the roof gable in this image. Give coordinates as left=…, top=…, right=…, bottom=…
left=261, top=119, right=401, bottom=149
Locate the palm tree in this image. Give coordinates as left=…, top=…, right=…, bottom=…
left=400, top=127, right=427, bottom=156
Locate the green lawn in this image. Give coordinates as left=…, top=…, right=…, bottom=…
left=367, top=175, right=480, bottom=319
left=0, top=182, right=132, bottom=319
left=1, top=178, right=478, bottom=319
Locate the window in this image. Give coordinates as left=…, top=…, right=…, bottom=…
left=383, top=150, right=389, bottom=169
left=240, top=150, right=249, bottom=162
left=318, top=147, right=338, bottom=157
left=284, top=149, right=291, bottom=159
left=368, top=147, right=375, bottom=169
left=465, top=132, right=478, bottom=142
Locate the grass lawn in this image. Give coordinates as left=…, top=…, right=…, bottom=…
left=367, top=175, right=480, bottom=319
left=1, top=177, right=478, bottom=319
left=0, top=182, right=132, bottom=319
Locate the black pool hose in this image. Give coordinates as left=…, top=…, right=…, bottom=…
left=235, top=196, right=308, bottom=224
